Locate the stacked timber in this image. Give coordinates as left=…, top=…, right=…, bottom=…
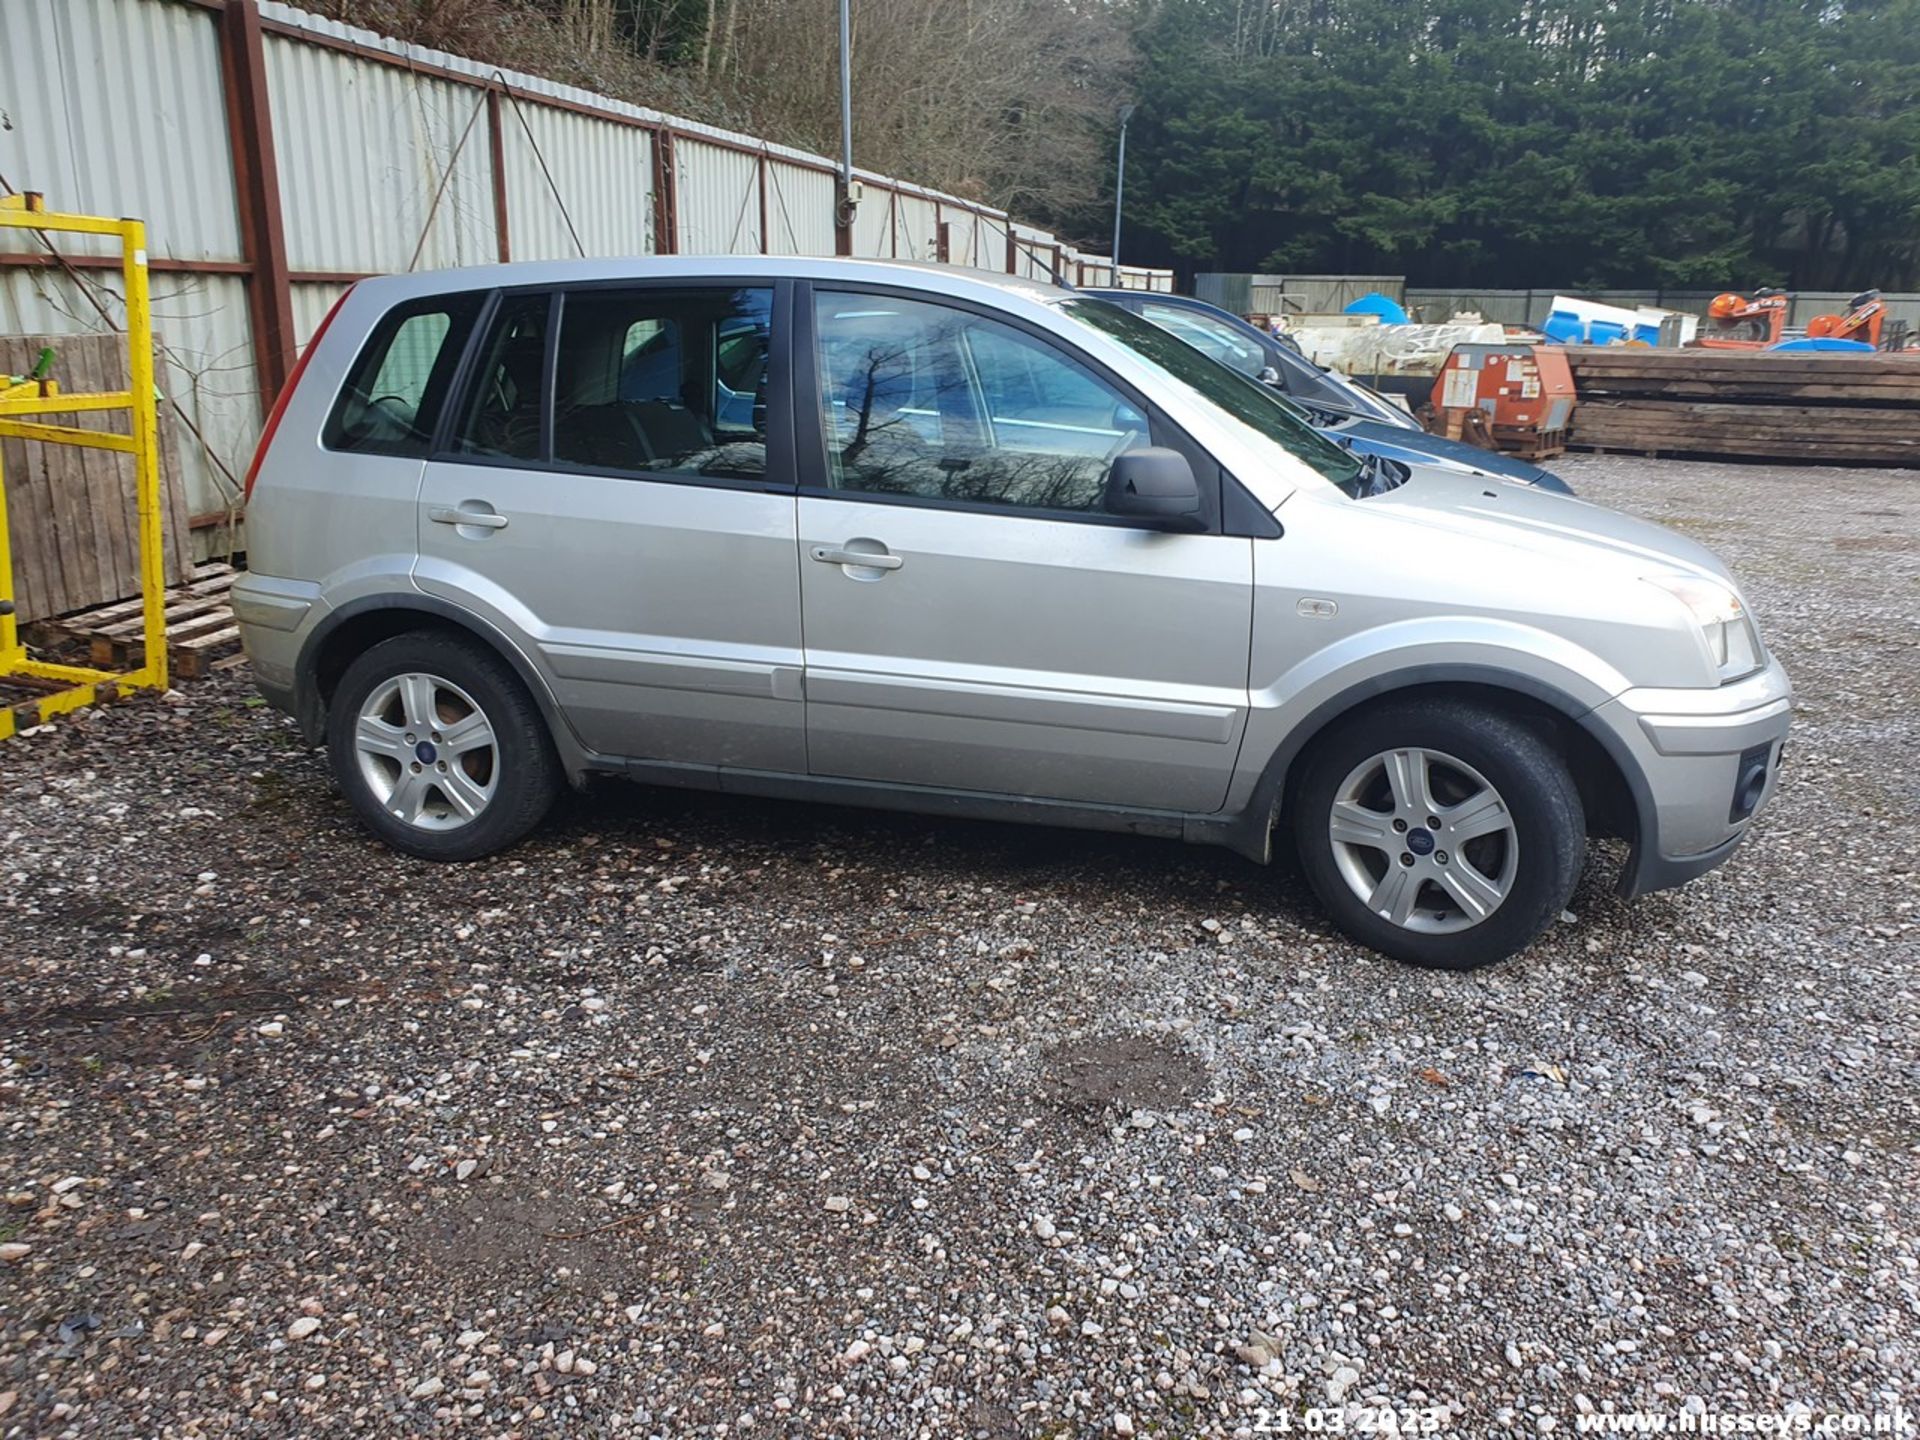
left=1563, top=347, right=1920, bottom=465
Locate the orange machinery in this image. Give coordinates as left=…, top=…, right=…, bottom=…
left=1806, top=290, right=1886, bottom=348
left=1427, top=342, right=1577, bottom=460
left=1695, top=290, right=1789, bottom=348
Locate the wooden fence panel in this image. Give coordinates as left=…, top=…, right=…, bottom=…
left=1, top=332, right=193, bottom=622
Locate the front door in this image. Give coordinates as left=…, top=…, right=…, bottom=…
left=797, top=289, right=1252, bottom=814
left=415, top=281, right=804, bottom=769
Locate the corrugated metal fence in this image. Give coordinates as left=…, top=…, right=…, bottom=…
left=0, top=0, right=1172, bottom=532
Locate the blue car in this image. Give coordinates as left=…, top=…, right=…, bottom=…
left=1082, top=289, right=1573, bottom=495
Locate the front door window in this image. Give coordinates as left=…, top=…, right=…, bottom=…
left=813, top=292, right=1148, bottom=515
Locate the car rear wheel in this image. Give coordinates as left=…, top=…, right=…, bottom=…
left=1291, top=700, right=1585, bottom=969
left=328, top=632, right=559, bottom=861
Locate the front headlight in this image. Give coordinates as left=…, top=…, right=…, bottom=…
left=1644, top=573, right=1764, bottom=682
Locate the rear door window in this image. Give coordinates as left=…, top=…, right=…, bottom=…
left=552, top=286, right=774, bottom=480
left=323, top=292, right=484, bottom=456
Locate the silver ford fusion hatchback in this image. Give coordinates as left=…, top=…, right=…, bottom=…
left=233, top=258, right=1790, bottom=969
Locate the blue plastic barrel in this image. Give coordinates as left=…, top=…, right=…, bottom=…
left=1542, top=311, right=1585, bottom=345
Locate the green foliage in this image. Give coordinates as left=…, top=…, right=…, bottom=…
left=1121, top=0, right=1920, bottom=289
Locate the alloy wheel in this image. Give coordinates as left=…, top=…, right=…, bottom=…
left=353, top=672, right=498, bottom=831
left=1326, top=746, right=1519, bottom=934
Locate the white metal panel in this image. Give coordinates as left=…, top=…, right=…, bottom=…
left=972, top=213, right=1014, bottom=274
left=266, top=33, right=497, bottom=274
left=764, top=162, right=835, bottom=256
left=851, top=185, right=891, bottom=259
left=676, top=139, right=760, bottom=255
left=0, top=0, right=241, bottom=262
left=1, top=266, right=257, bottom=517
left=937, top=207, right=969, bottom=266
left=1012, top=223, right=1058, bottom=281
left=940, top=208, right=985, bottom=270
left=290, top=279, right=355, bottom=349
left=500, top=101, right=653, bottom=260
left=890, top=194, right=939, bottom=263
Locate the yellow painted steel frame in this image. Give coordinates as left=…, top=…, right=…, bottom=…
left=0, top=196, right=166, bottom=740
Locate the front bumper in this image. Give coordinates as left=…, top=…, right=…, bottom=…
left=1588, top=657, right=1793, bottom=898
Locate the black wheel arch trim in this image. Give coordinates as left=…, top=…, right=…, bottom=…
left=1190, top=662, right=1661, bottom=894
left=293, top=593, right=593, bottom=779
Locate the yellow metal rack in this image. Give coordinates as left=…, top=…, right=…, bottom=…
left=0, top=193, right=166, bottom=740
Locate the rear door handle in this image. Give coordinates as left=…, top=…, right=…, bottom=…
left=429, top=505, right=509, bottom=531
left=811, top=544, right=903, bottom=571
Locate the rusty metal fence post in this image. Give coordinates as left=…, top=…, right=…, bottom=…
left=218, top=0, right=295, bottom=412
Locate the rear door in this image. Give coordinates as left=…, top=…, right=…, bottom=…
left=795, top=286, right=1253, bottom=814
left=415, top=280, right=804, bottom=769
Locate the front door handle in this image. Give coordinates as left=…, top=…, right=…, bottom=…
left=811, top=543, right=903, bottom=571
left=429, top=505, right=509, bottom=531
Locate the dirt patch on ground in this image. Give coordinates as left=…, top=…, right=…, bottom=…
left=1, top=975, right=379, bottom=1068
left=1037, top=1033, right=1211, bottom=1113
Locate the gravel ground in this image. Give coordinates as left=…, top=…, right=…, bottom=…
left=1, top=455, right=1915, bottom=1438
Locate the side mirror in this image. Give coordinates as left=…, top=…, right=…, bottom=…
left=1106, top=447, right=1204, bottom=531
left=1257, top=365, right=1282, bottom=386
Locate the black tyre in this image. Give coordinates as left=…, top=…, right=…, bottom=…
left=327, top=631, right=559, bottom=861
left=1291, top=700, right=1584, bottom=969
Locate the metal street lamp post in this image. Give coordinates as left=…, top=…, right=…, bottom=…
left=1112, top=103, right=1136, bottom=274
left=835, top=0, right=856, bottom=253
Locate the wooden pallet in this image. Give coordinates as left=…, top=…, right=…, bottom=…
left=1488, top=423, right=1567, bottom=461
left=28, top=561, right=245, bottom=680
left=0, top=332, right=196, bottom=624
left=1566, top=346, right=1920, bottom=404
left=1562, top=347, right=1920, bottom=463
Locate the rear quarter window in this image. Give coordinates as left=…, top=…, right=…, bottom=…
left=323, top=292, right=485, bottom=457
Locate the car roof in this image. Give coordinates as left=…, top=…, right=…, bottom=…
left=352, top=255, right=1073, bottom=308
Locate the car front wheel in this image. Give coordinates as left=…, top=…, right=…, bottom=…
left=1292, top=700, right=1585, bottom=969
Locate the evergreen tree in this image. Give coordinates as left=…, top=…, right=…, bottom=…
left=1121, top=0, right=1920, bottom=289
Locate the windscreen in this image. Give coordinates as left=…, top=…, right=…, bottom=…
left=1058, top=297, right=1364, bottom=489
